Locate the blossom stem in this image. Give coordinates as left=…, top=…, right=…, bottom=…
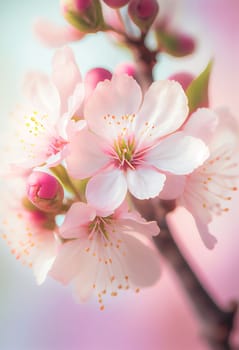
left=132, top=197, right=238, bottom=350
left=125, top=34, right=157, bottom=91
left=50, top=165, right=82, bottom=201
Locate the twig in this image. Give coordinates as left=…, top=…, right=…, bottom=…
left=127, top=33, right=238, bottom=350
left=133, top=198, right=238, bottom=350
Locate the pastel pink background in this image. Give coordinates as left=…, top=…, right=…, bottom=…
left=0, top=1, right=239, bottom=349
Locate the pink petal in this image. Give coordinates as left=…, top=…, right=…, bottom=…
left=136, top=80, right=188, bottom=145
left=72, top=257, right=99, bottom=302
left=86, top=168, right=127, bottom=211
left=23, top=71, right=60, bottom=118
left=84, top=74, right=142, bottom=141
left=122, top=234, right=160, bottom=287
left=33, top=19, right=84, bottom=48
left=65, top=83, right=85, bottom=119
left=117, top=217, right=160, bottom=238
left=50, top=240, right=90, bottom=285
left=159, top=174, right=186, bottom=200
left=194, top=217, right=217, bottom=249
left=33, top=234, right=57, bottom=284
left=183, top=108, right=218, bottom=143
left=126, top=167, right=166, bottom=199
left=52, top=47, right=82, bottom=115
left=66, top=128, right=109, bottom=178
left=146, top=132, right=209, bottom=175
left=60, top=202, right=96, bottom=239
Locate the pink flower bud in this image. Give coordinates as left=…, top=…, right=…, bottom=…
left=85, top=67, right=112, bottom=96
left=128, top=0, right=159, bottom=32
left=156, top=29, right=196, bottom=57
left=102, top=0, right=129, bottom=8
left=168, top=72, right=195, bottom=91
left=115, top=62, right=136, bottom=78
left=75, top=0, right=92, bottom=12
left=27, top=172, right=64, bottom=213
left=175, top=33, right=195, bottom=57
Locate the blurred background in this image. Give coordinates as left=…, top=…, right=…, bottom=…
left=0, top=1, right=239, bottom=349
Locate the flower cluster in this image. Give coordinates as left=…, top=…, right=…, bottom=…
left=1, top=0, right=239, bottom=309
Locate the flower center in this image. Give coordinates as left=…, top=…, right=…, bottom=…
left=113, top=137, right=136, bottom=170
left=88, top=216, right=112, bottom=240
left=47, top=136, right=68, bottom=156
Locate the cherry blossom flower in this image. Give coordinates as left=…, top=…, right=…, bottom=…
left=0, top=177, right=57, bottom=284
left=66, top=74, right=209, bottom=211
left=10, top=46, right=85, bottom=170
left=50, top=201, right=160, bottom=309
left=179, top=108, right=239, bottom=248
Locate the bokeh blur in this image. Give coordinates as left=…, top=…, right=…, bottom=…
left=0, top=1, right=239, bottom=349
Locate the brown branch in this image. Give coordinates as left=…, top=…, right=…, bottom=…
left=124, top=34, right=157, bottom=91
left=125, top=31, right=238, bottom=349
left=132, top=198, right=238, bottom=350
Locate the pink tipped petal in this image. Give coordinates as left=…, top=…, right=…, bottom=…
left=159, top=174, right=186, bottom=200
left=194, top=218, right=217, bottom=250
left=183, top=108, right=218, bottom=144
left=66, top=128, right=109, bottom=178
left=60, top=202, right=96, bottom=239
left=52, top=47, right=82, bottom=114
left=86, top=168, right=128, bottom=211
left=34, top=19, right=84, bottom=48
left=23, top=71, right=60, bottom=118
left=122, top=234, right=160, bottom=286
left=137, top=80, right=188, bottom=143
left=84, top=74, right=142, bottom=141
left=146, top=132, right=209, bottom=175
left=126, top=167, right=166, bottom=199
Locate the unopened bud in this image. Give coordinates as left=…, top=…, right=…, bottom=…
left=61, top=0, right=105, bottom=33
left=128, top=0, right=159, bottom=33
left=115, top=62, right=136, bottom=78
left=168, top=72, right=195, bottom=91
left=102, top=0, right=129, bottom=8
left=156, top=30, right=196, bottom=57
left=85, top=67, right=112, bottom=96
left=27, top=172, right=64, bottom=213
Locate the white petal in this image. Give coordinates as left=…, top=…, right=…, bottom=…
left=122, top=234, right=160, bottom=287
left=50, top=240, right=88, bottom=285
left=66, top=128, right=109, bottom=179
left=84, top=74, right=142, bottom=141
left=183, top=108, right=218, bottom=143
left=86, top=168, right=127, bottom=211
left=126, top=167, right=166, bottom=199
left=72, top=257, right=98, bottom=302
left=52, top=47, right=82, bottom=115
left=23, top=71, right=60, bottom=120
left=146, top=132, right=209, bottom=175
left=136, top=80, right=188, bottom=145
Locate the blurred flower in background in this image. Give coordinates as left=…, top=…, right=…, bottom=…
left=0, top=0, right=239, bottom=349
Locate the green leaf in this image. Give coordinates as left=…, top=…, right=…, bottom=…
left=50, top=165, right=76, bottom=195
left=186, top=61, right=213, bottom=113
